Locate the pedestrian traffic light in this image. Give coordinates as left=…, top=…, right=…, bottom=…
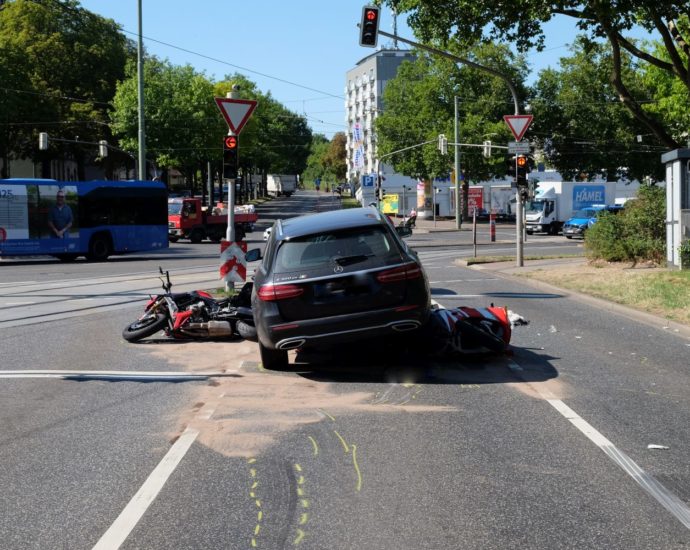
left=223, top=135, right=238, bottom=179
left=516, top=155, right=528, bottom=187
left=359, top=6, right=380, bottom=47
left=39, top=132, right=48, bottom=150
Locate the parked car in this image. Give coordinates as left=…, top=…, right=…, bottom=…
left=246, top=206, right=431, bottom=369
left=563, top=204, right=624, bottom=239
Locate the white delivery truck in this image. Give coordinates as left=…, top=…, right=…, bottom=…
left=266, top=174, right=298, bottom=197
left=489, top=185, right=517, bottom=221
left=525, top=181, right=617, bottom=235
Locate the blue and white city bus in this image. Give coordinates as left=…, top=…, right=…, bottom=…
left=0, top=179, right=168, bottom=261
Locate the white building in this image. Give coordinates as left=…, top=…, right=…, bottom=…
left=345, top=49, right=419, bottom=213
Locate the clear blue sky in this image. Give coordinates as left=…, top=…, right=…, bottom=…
left=78, top=1, right=590, bottom=138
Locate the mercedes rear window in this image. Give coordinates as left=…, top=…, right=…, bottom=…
left=273, top=226, right=398, bottom=274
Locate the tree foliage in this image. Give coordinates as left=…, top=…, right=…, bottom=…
left=386, top=0, right=690, bottom=149
left=375, top=42, right=527, bottom=199
left=529, top=37, right=666, bottom=182
left=0, top=0, right=130, bottom=176
left=585, top=184, right=666, bottom=264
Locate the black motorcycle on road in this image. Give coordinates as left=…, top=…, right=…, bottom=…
left=122, top=268, right=257, bottom=343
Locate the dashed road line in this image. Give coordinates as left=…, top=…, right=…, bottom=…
left=508, top=359, right=690, bottom=530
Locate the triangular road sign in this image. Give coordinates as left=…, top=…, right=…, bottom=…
left=215, top=98, right=258, bottom=135
left=503, top=115, right=533, bottom=141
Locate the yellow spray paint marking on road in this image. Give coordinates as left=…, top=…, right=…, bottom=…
left=352, top=444, right=362, bottom=492
left=294, top=529, right=305, bottom=545
left=308, top=435, right=319, bottom=456
left=247, top=458, right=263, bottom=548
left=293, top=464, right=309, bottom=545
left=317, top=409, right=335, bottom=421
left=333, top=430, right=350, bottom=453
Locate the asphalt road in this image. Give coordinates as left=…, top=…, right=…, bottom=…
left=0, top=191, right=688, bottom=549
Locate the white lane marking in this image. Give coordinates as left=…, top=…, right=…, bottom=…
left=429, top=279, right=497, bottom=284
left=507, top=360, right=690, bottom=530
left=1, top=301, right=36, bottom=306
left=92, top=427, right=200, bottom=550
left=0, top=370, right=238, bottom=380
left=430, top=294, right=483, bottom=299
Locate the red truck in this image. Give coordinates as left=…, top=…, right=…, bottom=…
left=168, top=197, right=258, bottom=243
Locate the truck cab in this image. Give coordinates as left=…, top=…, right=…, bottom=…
left=525, top=187, right=559, bottom=235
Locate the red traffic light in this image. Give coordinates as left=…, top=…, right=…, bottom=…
left=224, top=135, right=237, bottom=149
left=359, top=5, right=380, bottom=47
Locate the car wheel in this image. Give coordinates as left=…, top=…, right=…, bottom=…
left=565, top=235, right=572, bottom=239
left=259, top=341, right=289, bottom=370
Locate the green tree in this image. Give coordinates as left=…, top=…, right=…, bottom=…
left=301, top=134, right=332, bottom=189
left=376, top=42, right=526, bottom=217
left=111, top=58, right=219, bottom=184
left=530, top=37, right=666, bottom=182
left=323, top=132, right=347, bottom=181
left=0, top=0, right=130, bottom=177
left=386, top=0, right=689, bottom=149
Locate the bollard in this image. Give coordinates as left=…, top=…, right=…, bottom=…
left=490, top=213, right=496, bottom=242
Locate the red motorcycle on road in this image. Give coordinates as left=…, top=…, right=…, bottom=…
left=122, top=268, right=256, bottom=343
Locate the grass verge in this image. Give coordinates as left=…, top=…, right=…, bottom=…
left=519, top=264, right=690, bottom=326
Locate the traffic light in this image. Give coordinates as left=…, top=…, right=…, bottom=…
left=359, top=6, right=380, bottom=47
left=223, top=135, right=238, bottom=179
left=98, top=140, right=108, bottom=157
left=438, top=134, right=448, bottom=155
left=39, top=132, right=48, bottom=150
left=482, top=140, right=492, bottom=158
left=516, top=155, right=528, bottom=187
left=377, top=187, right=386, bottom=201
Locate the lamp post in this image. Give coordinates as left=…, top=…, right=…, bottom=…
left=136, top=0, right=146, bottom=180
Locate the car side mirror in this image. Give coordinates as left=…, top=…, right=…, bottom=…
left=396, top=226, right=413, bottom=238
left=245, top=248, right=262, bottom=262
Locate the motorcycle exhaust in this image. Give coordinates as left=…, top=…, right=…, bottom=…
left=187, top=320, right=234, bottom=337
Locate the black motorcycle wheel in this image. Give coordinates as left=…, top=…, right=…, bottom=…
left=236, top=320, right=258, bottom=341
left=122, top=313, right=168, bottom=342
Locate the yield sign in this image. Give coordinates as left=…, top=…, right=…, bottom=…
left=215, top=97, right=258, bottom=135
left=503, top=115, right=533, bottom=141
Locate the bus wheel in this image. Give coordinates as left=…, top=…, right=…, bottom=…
left=87, top=234, right=111, bottom=261
left=190, top=229, right=204, bottom=244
